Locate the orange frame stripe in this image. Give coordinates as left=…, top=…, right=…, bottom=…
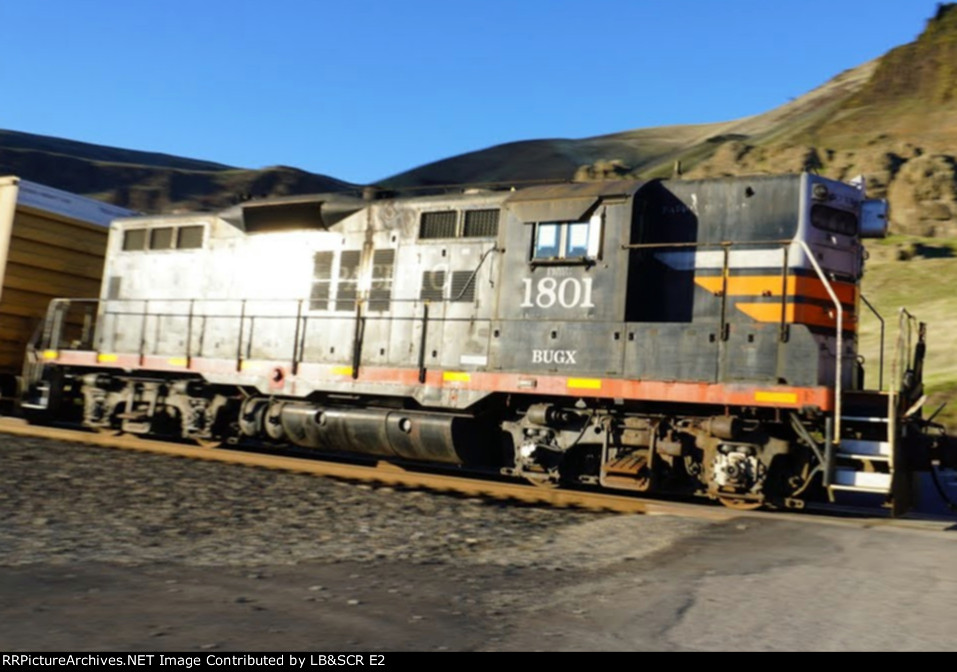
left=41, top=350, right=835, bottom=412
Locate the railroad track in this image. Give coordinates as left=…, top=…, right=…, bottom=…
left=1, top=417, right=953, bottom=532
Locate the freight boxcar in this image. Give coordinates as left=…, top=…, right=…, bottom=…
left=0, top=176, right=134, bottom=405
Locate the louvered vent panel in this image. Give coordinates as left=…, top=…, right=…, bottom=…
left=419, top=270, right=446, bottom=301
left=310, top=251, right=335, bottom=310
left=450, top=271, right=476, bottom=303
left=369, top=248, right=395, bottom=311
left=419, top=211, right=457, bottom=239
left=336, top=250, right=361, bottom=311
left=463, top=209, right=499, bottom=237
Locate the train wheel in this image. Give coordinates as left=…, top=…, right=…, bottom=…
left=717, top=496, right=764, bottom=511
left=193, top=438, right=223, bottom=449
left=525, top=476, right=559, bottom=489
left=520, top=467, right=560, bottom=488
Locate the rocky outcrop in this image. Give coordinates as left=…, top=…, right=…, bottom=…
left=887, top=154, right=957, bottom=236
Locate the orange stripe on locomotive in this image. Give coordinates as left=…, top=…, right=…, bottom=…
left=693, top=273, right=858, bottom=332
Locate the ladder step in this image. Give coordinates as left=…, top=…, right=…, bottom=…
left=838, top=454, right=890, bottom=462
left=832, top=468, right=891, bottom=492
left=829, top=484, right=892, bottom=494
left=837, top=439, right=890, bottom=457
left=841, top=416, right=888, bottom=423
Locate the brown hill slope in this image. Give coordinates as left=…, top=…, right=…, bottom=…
left=382, top=58, right=879, bottom=188
left=0, top=130, right=358, bottom=213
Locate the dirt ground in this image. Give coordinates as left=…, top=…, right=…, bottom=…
left=2, top=436, right=957, bottom=652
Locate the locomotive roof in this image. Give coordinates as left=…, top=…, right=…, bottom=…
left=504, top=180, right=648, bottom=203
left=505, top=180, right=649, bottom=223
left=207, top=181, right=655, bottom=233
left=111, top=174, right=839, bottom=234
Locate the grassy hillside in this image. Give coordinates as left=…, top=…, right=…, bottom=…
left=858, top=237, right=957, bottom=430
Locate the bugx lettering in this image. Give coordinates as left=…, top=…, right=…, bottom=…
left=531, top=349, right=577, bottom=365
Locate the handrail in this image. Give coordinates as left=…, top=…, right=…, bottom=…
left=624, top=238, right=848, bottom=436
left=36, top=297, right=493, bottom=373
left=859, top=293, right=884, bottom=390
left=622, top=238, right=794, bottom=345
left=891, top=308, right=914, bottom=391
left=37, top=241, right=853, bottom=435
left=887, top=308, right=916, bottom=481
left=796, top=240, right=843, bottom=444
left=779, top=246, right=790, bottom=342
left=898, top=308, right=918, bottom=378
left=620, top=238, right=795, bottom=249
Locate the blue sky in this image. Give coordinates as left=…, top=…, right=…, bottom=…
left=0, top=1, right=937, bottom=184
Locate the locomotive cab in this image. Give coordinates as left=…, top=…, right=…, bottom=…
left=491, top=182, right=643, bottom=377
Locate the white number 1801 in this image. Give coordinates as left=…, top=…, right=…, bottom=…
left=520, top=277, right=595, bottom=309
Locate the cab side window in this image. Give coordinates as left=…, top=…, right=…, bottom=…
left=531, top=213, right=602, bottom=262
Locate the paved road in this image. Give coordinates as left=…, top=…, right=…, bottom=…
left=3, top=515, right=956, bottom=651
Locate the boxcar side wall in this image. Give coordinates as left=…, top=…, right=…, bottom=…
left=0, top=203, right=108, bottom=378
left=0, top=177, right=20, bottom=380
left=0, top=177, right=17, bottom=305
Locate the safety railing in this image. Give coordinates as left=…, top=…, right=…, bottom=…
left=36, top=239, right=868, bottom=421
left=620, top=238, right=796, bottom=342
left=887, top=308, right=922, bottom=479
left=33, top=246, right=502, bottom=381
left=37, top=298, right=100, bottom=353
left=859, top=293, right=885, bottom=391
left=893, top=308, right=919, bottom=384
left=36, top=294, right=491, bottom=384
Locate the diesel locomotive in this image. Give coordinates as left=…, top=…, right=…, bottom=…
left=21, top=173, right=955, bottom=512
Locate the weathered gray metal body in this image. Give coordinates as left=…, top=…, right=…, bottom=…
left=93, top=174, right=859, bottom=406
